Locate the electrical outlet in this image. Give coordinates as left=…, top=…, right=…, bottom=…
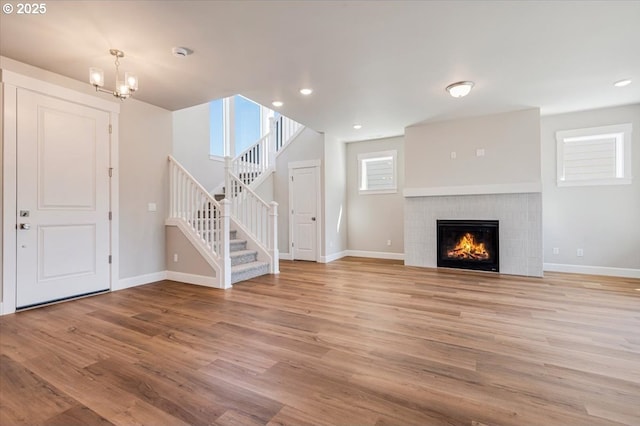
left=552, top=247, right=559, bottom=255
left=173, top=253, right=178, bottom=262
left=148, top=202, right=157, bottom=212
left=577, top=248, right=584, bottom=257
left=476, top=148, right=485, bottom=157
left=450, top=151, right=457, bottom=159
left=387, top=239, right=392, bottom=246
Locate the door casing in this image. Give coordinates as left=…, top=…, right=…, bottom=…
left=288, top=159, right=321, bottom=262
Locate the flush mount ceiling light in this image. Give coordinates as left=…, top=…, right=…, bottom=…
left=172, top=46, right=193, bottom=58
left=89, top=49, right=138, bottom=100
left=614, top=79, right=632, bottom=87
left=353, top=124, right=362, bottom=130
left=446, top=81, right=474, bottom=98
left=299, top=88, right=313, bottom=95
left=272, top=101, right=283, bottom=107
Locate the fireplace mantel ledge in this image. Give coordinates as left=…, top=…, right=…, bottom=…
left=403, top=182, right=542, bottom=198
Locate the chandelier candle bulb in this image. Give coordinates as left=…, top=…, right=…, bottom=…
left=89, top=67, right=104, bottom=87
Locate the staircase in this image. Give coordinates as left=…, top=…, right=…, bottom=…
left=167, top=114, right=302, bottom=288
left=229, top=229, right=269, bottom=283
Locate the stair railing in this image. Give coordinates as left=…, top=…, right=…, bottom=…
left=168, top=155, right=232, bottom=287
left=225, top=158, right=279, bottom=274
left=230, top=115, right=303, bottom=188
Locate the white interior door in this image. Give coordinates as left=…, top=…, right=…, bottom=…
left=291, top=166, right=318, bottom=261
left=16, top=89, right=111, bottom=308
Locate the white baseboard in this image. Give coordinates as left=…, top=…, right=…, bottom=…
left=544, top=263, right=640, bottom=279
left=0, top=302, right=5, bottom=316
left=279, top=252, right=293, bottom=261
left=344, top=250, right=405, bottom=261
left=115, top=271, right=168, bottom=291
left=319, top=250, right=347, bottom=263
left=166, top=271, right=221, bottom=288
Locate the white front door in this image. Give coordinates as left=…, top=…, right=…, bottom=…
left=16, top=89, right=111, bottom=308
left=291, top=166, right=318, bottom=261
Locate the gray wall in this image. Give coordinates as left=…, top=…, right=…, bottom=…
left=541, top=104, right=640, bottom=270
left=172, top=102, right=225, bottom=192
left=346, top=136, right=404, bottom=254
left=274, top=127, right=325, bottom=254
left=405, top=108, right=541, bottom=190
left=166, top=225, right=215, bottom=276
left=118, top=99, right=172, bottom=279
left=324, top=134, right=348, bottom=257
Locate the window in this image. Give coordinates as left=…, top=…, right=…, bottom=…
left=556, top=123, right=632, bottom=187
left=209, top=95, right=272, bottom=158
left=209, top=98, right=225, bottom=157
left=358, top=150, right=397, bottom=194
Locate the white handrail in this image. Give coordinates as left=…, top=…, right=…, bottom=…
left=230, top=116, right=303, bottom=188
left=169, top=155, right=224, bottom=258
left=227, top=171, right=274, bottom=251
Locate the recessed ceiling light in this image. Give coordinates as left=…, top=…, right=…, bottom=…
left=272, top=101, right=283, bottom=107
left=446, top=81, right=474, bottom=98
left=614, top=79, right=632, bottom=87
left=353, top=124, right=362, bottom=130
left=300, top=88, right=313, bottom=96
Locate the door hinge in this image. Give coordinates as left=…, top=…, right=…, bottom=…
left=109, top=124, right=112, bottom=134
left=291, top=209, right=294, bottom=214
left=291, top=176, right=294, bottom=181
left=292, top=242, right=294, bottom=247
left=108, top=167, right=113, bottom=177
left=108, top=211, right=112, bottom=220
left=108, top=255, right=112, bottom=264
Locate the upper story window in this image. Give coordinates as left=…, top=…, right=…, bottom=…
left=556, top=123, right=632, bottom=187
left=209, top=95, right=273, bottom=159
left=358, top=150, right=397, bottom=194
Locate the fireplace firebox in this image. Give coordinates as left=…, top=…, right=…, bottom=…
left=437, top=220, right=499, bottom=272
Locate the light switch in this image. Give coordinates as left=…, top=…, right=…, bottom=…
left=148, top=203, right=157, bottom=212
left=476, top=148, right=485, bottom=157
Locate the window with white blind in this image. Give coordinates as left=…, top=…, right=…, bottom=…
left=358, top=150, right=397, bottom=194
left=556, top=123, right=632, bottom=187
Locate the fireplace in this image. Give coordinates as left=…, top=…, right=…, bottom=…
left=437, top=219, right=499, bottom=272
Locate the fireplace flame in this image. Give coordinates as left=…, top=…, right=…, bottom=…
left=447, top=233, right=489, bottom=260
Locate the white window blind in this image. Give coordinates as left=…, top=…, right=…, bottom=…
left=556, top=124, right=632, bottom=187
left=358, top=150, right=397, bottom=194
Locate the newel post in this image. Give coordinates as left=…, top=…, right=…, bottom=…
left=269, top=201, right=279, bottom=274
left=224, top=156, right=232, bottom=200
left=220, top=199, right=232, bottom=288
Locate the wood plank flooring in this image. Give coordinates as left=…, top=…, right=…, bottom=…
left=1, top=257, right=639, bottom=425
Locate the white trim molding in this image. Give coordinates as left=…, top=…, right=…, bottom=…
left=279, top=252, right=293, bottom=261
left=166, top=271, right=222, bottom=288
left=115, top=271, right=168, bottom=291
left=345, top=250, right=405, bottom=261
left=544, top=263, right=640, bottom=279
left=319, top=251, right=347, bottom=263
left=403, top=182, right=542, bottom=198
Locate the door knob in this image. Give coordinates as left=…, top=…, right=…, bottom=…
left=311, top=217, right=316, bottom=221
left=19, top=223, right=30, bottom=230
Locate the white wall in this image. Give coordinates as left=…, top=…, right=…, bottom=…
left=274, top=128, right=325, bottom=254
left=405, top=108, right=541, bottom=190
left=541, top=104, right=640, bottom=273
left=118, top=99, right=172, bottom=280
left=172, top=102, right=224, bottom=192
left=323, top=134, right=348, bottom=258
left=346, top=136, right=404, bottom=255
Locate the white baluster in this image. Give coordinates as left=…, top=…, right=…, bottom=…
left=220, top=199, right=232, bottom=288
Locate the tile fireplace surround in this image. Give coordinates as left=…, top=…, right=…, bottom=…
left=405, top=192, right=543, bottom=277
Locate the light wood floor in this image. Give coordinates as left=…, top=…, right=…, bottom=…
left=1, top=257, right=639, bottom=425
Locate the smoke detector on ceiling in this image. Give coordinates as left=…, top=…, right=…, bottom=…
left=172, top=47, right=193, bottom=58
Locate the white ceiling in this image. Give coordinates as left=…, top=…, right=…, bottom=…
left=2, top=1, right=639, bottom=142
